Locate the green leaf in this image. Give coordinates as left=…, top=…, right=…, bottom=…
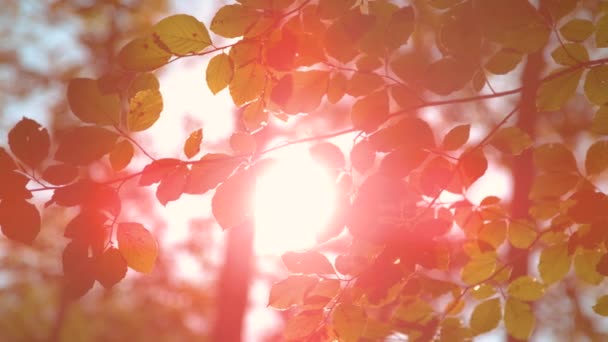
left=470, top=298, right=501, bottom=335
left=281, top=251, right=334, bottom=275
left=309, top=142, right=345, bottom=169
left=574, top=249, right=604, bottom=285
left=42, top=164, right=78, bottom=186
left=351, top=89, right=389, bottom=132
left=533, top=143, right=578, bottom=173
left=210, top=4, right=260, bottom=38
left=504, top=298, right=535, bottom=340
left=268, top=275, right=318, bottom=309
left=206, top=53, right=234, bottom=94
left=443, top=124, right=470, bottom=151
left=536, top=68, right=583, bottom=111
left=593, top=295, right=608, bottom=316
left=55, top=126, right=118, bottom=166
left=117, top=36, right=171, bottom=72
left=94, top=247, right=127, bottom=289
left=485, top=49, right=522, bottom=75
left=183, top=128, right=203, bottom=159
left=538, top=242, right=571, bottom=284
left=596, top=15, right=608, bottom=48
left=184, top=154, right=240, bottom=195
left=461, top=252, right=496, bottom=285
left=508, top=219, right=537, bottom=249
left=156, top=164, right=189, bottom=206
left=551, top=43, right=589, bottom=66
left=8, top=117, right=50, bottom=169
left=152, top=14, right=211, bottom=55
left=67, top=78, right=120, bottom=125
left=117, top=222, right=158, bottom=273
left=560, top=19, right=595, bottom=42
left=529, top=172, right=579, bottom=199
left=332, top=303, right=367, bottom=342
left=584, top=65, right=608, bottom=106
left=507, top=276, right=545, bottom=301
left=0, top=199, right=40, bottom=245
left=211, top=169, right=255, bottom=230
left=127, top=89, right=163, bottom=132
left=489, top=126, right=532, bottom=155
left=586, top=140, right=608, bottom=175
left=229, top=63, right=266, bottom=106
left=109, top=140, right=134, bottom=172
left=591, top=106, right=608, bottom=135
left=284, top=310, right=324, bottom=341
left=271, top=71, right=329, bottom=114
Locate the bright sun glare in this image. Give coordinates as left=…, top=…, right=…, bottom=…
left=254, top=150, right=336, bottom=255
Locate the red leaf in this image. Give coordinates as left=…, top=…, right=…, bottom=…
left=95, top=247, right=127, bottom=289
left=8, top=117, right=50, bottom=168
left=156, top=164, right=189, bottom=206
left=309, top=142, right=345, bottom=169
left=42, top=164, right=79, bottom=185
left=0, top=148, right=17, bottom=171
left=139, top=158, right=181, bottom=186
left=0, top=199, right=40, bottom=244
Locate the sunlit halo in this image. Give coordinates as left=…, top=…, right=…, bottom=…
left=254, top=152, right=336, bottom=255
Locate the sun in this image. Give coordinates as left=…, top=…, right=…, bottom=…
left=253, top=148, right=337, bottom=255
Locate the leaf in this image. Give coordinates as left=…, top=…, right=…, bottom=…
left=591, top=106, right=608, bottom=135
left=117, top=36, right=171, bottom=72
left=268, top=275, right=318, bottom=309
left=42, top=164, right=78, bottom=186
left=538, top=242, right=571, bottom=284
left=156, top=164, right=189, bottom=206
left=242, top=99, right=267, bottom=132
left=596, top=15, right=608, bottom=48
left=529, top=172, right=579, bottom=200
left=551, top=43, right=589, bottom=66
left=55, top=126, right=118, bottom=166
left=62, top=242, right=95, bottom=298
left=230, top=132, right=256, bottom=155
left=471, top=284, right=496, bottom=300
left=504, top=298, right=535, bottom=340
left=127, top=89, right=163, bottom=132
left=318, top=0, right=357, bottom=19
left=0, top=148, right=17, bottom=171
left=508, top=276, right=545, bottom=301
left=185, top=154, right=241, bottom=194
left=210, top=4, right=260, bottom=38
left=490, top=126, right=533, bottom=155
left=346, top=73, right=384, bottom=97
left=139, top=158, right=181, bottom=186
left=67, top=78, right=120, bottom=125
left=584, top=65, right=608, bottom=106
left=586, top=140, right=608, bottom=175
left=470, top=298, right=501, bottom=335
left=533, top=143, right=578, bottom=173
left=461, top=252, right=496, bottom=285
left=536, top=68, right=583, bottom=111
left=206, top=53, right=234, bottom=94
left=184, top=128, right=203, bottom=159
left=594, top=295, right=608, bottom=316
left=324, top=10, right=375, bottom=63
left=351, top=140, right=375, bottom=173
left=478, top=220, right=507, bottom=248
left=117, top=222, right=158, bottom=273
left=94, top=247, right=127, bottom=289
left=443, top=124, right=470, bottom=151
left=574, top=249, right=603, bottom=285
left=309, top=142, right=344, bottom=169
left=0, top=199, right=40, bottom=245
left=424, top=57, right=474, bottom=95
left=128, top=73, right=160, bottom=98
left=211, top=169, right=255, bottom=230
left=332, top=303, right=367, bottom=342
left=351, top=89, right=389, bottom=132
left=541, top=0, right=578, bottom=21
left=458, top=148, right=488, bottom=188
left=485, top=49, right=522, bottom=75
left=560, top=19, right=595, bottom=42
left=386, top=6, right=415, bottom=49
left=281, top=251, right=334, bottom=275
left=109, top=140, right=134, bottom=172
left=284, top=310, right=324, bottom=341
left=152, top=14, right=211, bottom=55
left=393, top=297, right=434, bottom=323
left=327, top=72, right=348, bottom=104
left=8, top=117, right=50, bottom=169
left=229, top=63, right=266, bottom=106
left=271, top=71, right=329, bottom=114
left=508, top=220, right=537, bottom=249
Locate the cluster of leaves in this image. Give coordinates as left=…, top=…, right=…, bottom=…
left=3, top=0, right=608, bottom=340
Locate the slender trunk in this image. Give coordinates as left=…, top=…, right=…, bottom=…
left=213, top=220, right=254, bottom=342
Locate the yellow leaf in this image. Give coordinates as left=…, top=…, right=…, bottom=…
left=268, top=275, right=318, bottom=309
left=109, top=140, right=134, bottom=172
left=584, top=65, right=608, bottom=106
left=593, top=295, right=608, bottom=316
left=117, top=36, right=171, bottom=72
left=478, top=220, right=507, bottom=248
left=242, top=99, right=267, bottom=132
left=485, top=49, right=522, bottom=75
left=206, top=53, right=234, bottom=95
left=332, top=303, right=367, bottom=342
left=183, top=128, right=203, bottom=159
left=127, top=89, right=163, bottom=132
left=507, top=276, right=545, bottom=301
left=117, top=222, right=158, bottom=273
left=533, top=143, right=578, bottom=173
left=128, top=73, right=160, bottom=98
left=489, top=126, right=532, bottom=155
left=442, top=124, right=470, bottom=151
left=229, top=63, right=266, bottom=106
left=536, top=68, right=583, bottom=111
left=393, top=297, right=434, bottom=323
left=210, top=4, right=260, bottom=38
left=508, top=219, right=537, bottom=249
left=284, top=310, right=323, bottom=341
left=351, top=90, right=389, bottom=132
left=470, top=298, right=501, bottom=335
left=461, top=252, right=497, bottom=285
left=529, top=172, right=579, bottom=200
left=574, top=249, right=604, bottom=285
left=596, top=15, right=608, bottom=48
left=504, top=298, right=535, bottom=340
left=67, top=78, right=120, bottom=125
left=152, top=14, right=211, bottom=55
left=538, top=242, right=571, bottom=284
left=551, top=43, right=589, bottom=66
left=229, top=40, right=259, bottom=68
left=471, top=284, right=496, bottom=300
left=591, top=106, right=608, bottom=135
left=361, top=317, right=392, bottom=340
left=586, top=140, right=608, bottom=175
left=560, top=19, right=595, bottom=42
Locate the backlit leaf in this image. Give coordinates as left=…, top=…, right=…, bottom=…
left=210, top=4, right=260, bottom=38
left=55, top=126, right=118, bottom=166
left=351, top=140, right=375, bottom=173
left=538, top=242, right=571, bottom=284
left=470, top=298, right=501, bottom=335
left=212, top=169, right=255, bottom=230
left=485, top=49, right=522, bottom=75
left=560, top=19, right=594, bottom=42
left=242, top=99, right=267, bottom=132
left=584, top=65, right=608, bottom=106
left=230, top=63, right=266, bottom=106
left=346, top=73, right=384, bottom=97
left=271, top=71, right=329, bottom=114
left=478, top=220, right=507, bottom=248
left=529, top=172, right=579, bottom=199
left=94, top=247, right=127, bottom=289
left=504, top=298, right=535, bottom=340
left=593, top=295, right=608, bottom=316
left=8, top=117, right=50, bottom=169
left=206, top=53, right=234, bottom=94
left=309, top=142, right=344, bottom=169
left=508, top=220, right=537, bottom=249
left=152, top=14, right=211, bottom=55
left=318, top=0, right=357, bottom=19
left=42, top=164, right=78, bottom=186
left=109, top=140, right=134, bottom=172
left=351, top=89, right=389, bottom=132
left=156, top=164, right=189, bottom=206
left=327, top=72, right=348, bottom=104
left=185, top=154, right=241, bottom=194
left=508, top=276, right=545, bottom=301
left=268, top=275, right=318, bottom=309
left=534, top=143, right=578, bottom=173
left=586, top=140, right=608, bottom=175
left=67, top=78, right=120, bottom=125
left=574, top=249, right=603, bottom=285
left=591, top=106, right=608, bottom=135
left=443, top=124, right=470, bottom=151
left=461, top=252, right=496, bottom=285
left=0, top=148, right=17, bottom=171
left=139, top=158, right=181, bottom=186
left=117, top=222, right=158, bottom=273
left=282, top=251, right=334, bottom=275
left=128, top=73, right=160, bottom=98
left=0, top=199, right=40, bottom=245
left=551, top=43, right=589, bottom=66
left=424, top=57, right=474, bottom=95
left=386, top=6, right=415, bottom=49
left=332, top=303, right=367, bottom=342
left=127, top=89, right=163, bottom=132
left=324, top=10, right=375, bottom=63
left=117, top=36, right=171, bottom=72
left=184, top=128, right=203, bottom=159
left=596, top=15, right=608, bottom=48
left=472, top=284, right=496, bottom=300
left=284, top=310, right=324, bottom=341
left=230, top=132, right=256, bottom=155
left=490, top=126, right=532, bottom=155
left=537, top=68, right=583, bottom=111
left=458, top=148, right=488, bottom=188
